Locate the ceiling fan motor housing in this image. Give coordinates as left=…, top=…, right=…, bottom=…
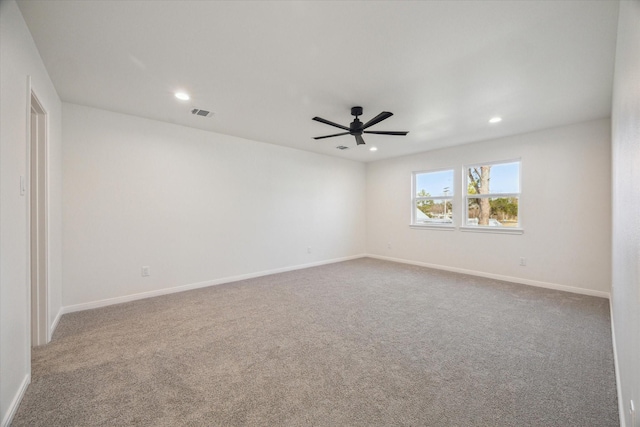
left=350, top=119, right=363, bottom=135
left=350, top=106, right=364, bottom=135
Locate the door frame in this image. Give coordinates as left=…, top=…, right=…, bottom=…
left=28, top=85, right=49, bottom=347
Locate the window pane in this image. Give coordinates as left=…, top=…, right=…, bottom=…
left=416, top=170, right=454, bottom=197
left=467, top=162, right=519, bottom=195
left=467, top=197, right=519, bottom=226
left=416, top=199, right=453, bottom=224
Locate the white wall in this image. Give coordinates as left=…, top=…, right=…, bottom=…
left=366, top=119, right=611, bottom=296
left=0, top=0, right=63, bottom=425
left=62, top=103, right=366, bottom=308
left=611, top=0, right=640, bottom=425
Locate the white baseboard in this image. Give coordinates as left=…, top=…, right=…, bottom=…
left=61, top=254, right=367, bottom=315
left=59, top=252, right=609, bottom=315
left=366, top=254, right=611, bottom=299
left=609, top=297, right=625, bottom=427
left=49, top=307, right=63, bottom=341
left=1, top=374, right=30, bottom=427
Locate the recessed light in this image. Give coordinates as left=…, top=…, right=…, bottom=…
left=489, top=117, right=502, bottom=123
left=370, top=147, right=378, bottom=151
left=175, top=92, right=190, bottom=101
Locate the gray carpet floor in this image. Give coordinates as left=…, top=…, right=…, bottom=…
left=13, top=258, right=618, bottom=426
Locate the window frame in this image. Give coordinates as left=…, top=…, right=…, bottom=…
left=410, top=167, right=456, bottom=230
left=461, top=159, right=523, bottom=235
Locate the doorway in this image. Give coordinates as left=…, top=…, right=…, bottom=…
left=30, top=91, right=48, bottom=347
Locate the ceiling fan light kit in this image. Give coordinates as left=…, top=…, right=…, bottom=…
left=313, top=106, right=408, bottom=146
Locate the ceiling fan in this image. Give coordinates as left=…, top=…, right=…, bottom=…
left=312, top=106, right=409, bottom=146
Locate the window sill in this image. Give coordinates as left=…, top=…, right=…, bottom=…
left=459, top=226, right=524, bottom=235
left=410, top=224, right=456, bottom=231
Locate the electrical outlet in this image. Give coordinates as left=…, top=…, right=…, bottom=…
left=387, top=242, right=392, bottom=249
left=141, top=266, right=150, bottom=277
left=307, top=247, right=311, bottom=254
left=519, top=257, right=526, bottom=266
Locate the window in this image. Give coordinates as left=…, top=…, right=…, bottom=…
left=464, top=160, right=520, bottom=229
left=411, top=169, right=454, bottom=227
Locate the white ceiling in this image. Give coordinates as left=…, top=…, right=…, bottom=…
left=17, top=0, right=619, bottom=163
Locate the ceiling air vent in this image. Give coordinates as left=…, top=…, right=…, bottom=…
left=191, top=108, right=213, bottom=118
left=336, top=146, right=349, bottom=150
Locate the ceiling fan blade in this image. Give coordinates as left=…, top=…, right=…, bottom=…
left=362, top=111, right=393, bottom=130
left=355, top=134, right=366, bottom=145
left=312, top=116, right=350, bottom=131
left=313, top=132, right=350, bottom=140
left=363, top=130, right=409, bottom=136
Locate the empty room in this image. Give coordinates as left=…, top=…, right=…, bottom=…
left=1, top=0, right=638, bottom=426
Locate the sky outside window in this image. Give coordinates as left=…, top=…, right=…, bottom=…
left=468, top=162, right=520, bottom=194
left=416, top=170, right=454, bottom=197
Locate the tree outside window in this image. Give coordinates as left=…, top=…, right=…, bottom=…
left=465, top=161, right=520, bottom=227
